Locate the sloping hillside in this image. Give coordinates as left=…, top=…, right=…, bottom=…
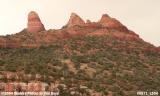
left=0, top=35, right=160, bottom=95
left=0, top=12, right=159, bottom=96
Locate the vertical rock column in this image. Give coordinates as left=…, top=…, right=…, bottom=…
left=27, top=11, right=45, bottom=33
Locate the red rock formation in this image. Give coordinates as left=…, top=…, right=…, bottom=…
left=111, top=31, right=140, bottom=41
left=27, top=11, right=45, bottom=33
left=66, top=13, right=85, bottom=27
left=157, top=47, right=160, bottom=52
left=84, top=22, right=102, bottom=29
left=0, top=38, right=6, bottom=48
left=0, top=12, right=154, bottom=49
left=5, top=83, right=14, bottom=92
left=28, top=83, right=43, bottom=92
left=87, top=28, right=109, bottom=36
left=99, top=14, right=128, bottom=31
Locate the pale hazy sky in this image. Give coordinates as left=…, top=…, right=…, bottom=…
left=0, top=0, right=159, bottom=46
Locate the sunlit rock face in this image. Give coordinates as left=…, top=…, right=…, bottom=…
left=99, top=14, right=128, bottom=31
left=65, top=13, right=85, bottom=27
left=27, top=11, right=45, bottom=33
left=0, top=12, right=153, bottom=48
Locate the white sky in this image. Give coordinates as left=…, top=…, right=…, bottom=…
left=0, top=0, right=159, bottom=46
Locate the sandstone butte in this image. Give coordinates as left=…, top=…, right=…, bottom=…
left=0, top=11, right=159, bottom=52
left=99, top=14, right=128, bottom=31
left=27, top=11, right=45, bottom=33
left=65, top=12, right=85, bottom=27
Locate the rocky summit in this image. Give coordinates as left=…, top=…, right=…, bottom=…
left=0, top=11, right=157, bottom=50
left=99, top=14, right=129, bottom=31
left=65, top=13, right=85, bottom=27
left=0, top=11, right=160, bottom=96
left=27, top=11, right=45, bottom=33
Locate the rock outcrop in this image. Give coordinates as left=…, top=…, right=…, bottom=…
left=27, top=11, right=45, bottom=33
left=99, top=14, right=128, bottom=31
left=158, top=47, right=160, bottom=52
left=0, top=12, right=155, bottom=48
left=0, top=38, right=6, bottom=47
left=66, top=13, right=85, bottom=27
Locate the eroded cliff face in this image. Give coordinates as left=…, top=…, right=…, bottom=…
left=27, top=11, right=45, bottom=33
left=99, top=14, right=129, bottom=31
left=65, top=13, right=85, bottom=27
left=0, top=11, right=157, bottom=52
